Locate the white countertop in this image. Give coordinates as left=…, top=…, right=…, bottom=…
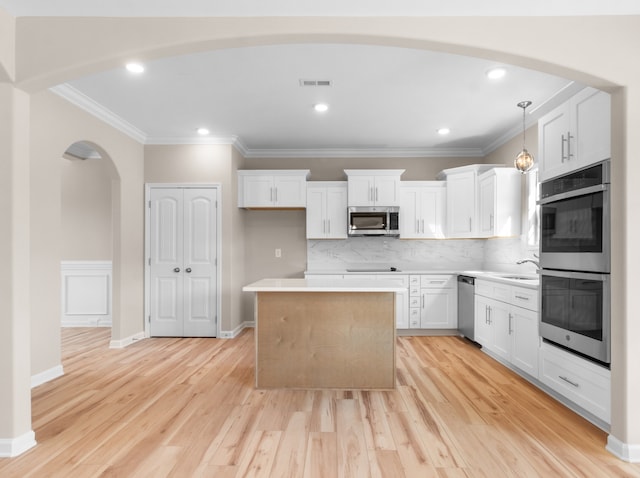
left=304, top=268, right=539, bottom=289
left=243, top=278, right=408, bottom=293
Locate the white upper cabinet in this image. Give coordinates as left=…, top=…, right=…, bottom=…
left=477, top=168, right=522, bottom=238
left=344, top=169, right=404, bottom=206
left=438, top=164, right=502, bottom=238
left=306, top=182, right=348, bottom=239
left=538, top=87, right=611, bottom=181
left=399, top=181, right=446, bottom=239
left=237, top=170, right=310, bottom=208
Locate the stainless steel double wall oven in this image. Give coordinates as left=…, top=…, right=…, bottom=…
left=538, top=160, right=611, bottom=365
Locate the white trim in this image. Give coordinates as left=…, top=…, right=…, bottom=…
left=241, top=147, right=484, bottom=159
left=50, top=84, right=147, bottom=143
left=219, top=321, right=254, bottom=339
left=0, top=431, right=36, bottom=458
left=144, top=183, right=222, bottom=338
left=109, top=331, right=146, bottom=349
left=606, top=435, right=640, bottom=463
left=31, top=365, right=64, bottom=388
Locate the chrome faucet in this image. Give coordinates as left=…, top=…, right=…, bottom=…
left=517, top=258, right=540, bottom=269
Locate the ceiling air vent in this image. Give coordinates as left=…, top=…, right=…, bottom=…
left=299, top=79, right=333, bottom=87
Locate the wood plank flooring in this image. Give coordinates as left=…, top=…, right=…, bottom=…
left=1, top=328, right=639, bottom=477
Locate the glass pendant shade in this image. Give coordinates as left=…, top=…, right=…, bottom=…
left=514, top=100, right=534, bottom=173
left=515, top=148, right=534, bottom=172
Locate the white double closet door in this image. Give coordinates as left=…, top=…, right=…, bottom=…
left=148, top=186, right=218, bottom=337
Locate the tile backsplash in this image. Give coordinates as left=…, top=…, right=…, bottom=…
left=307, top=236, right=537, bottom=273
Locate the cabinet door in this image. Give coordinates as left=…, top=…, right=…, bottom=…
left=475, top=295, right=493, bottom=347
left=273, top=175, right=307, bottom=207
left=573, top=88, right=611, bottom=168
left=511, top=306, right=539, bottom=378
left=489, top=299, right=511, bottom=362
left=306, top=187, right=327, bottom=239
left=374, top=176, right=399, bottom=206
left=420, top=288, right=456, bottom=328
left=538, top=103, right=571, bottom=181
left=478, top=173, right=496, bottom=237
left=419, top=187, right=446, bottom=238
left=347, top=176, right=374, bottom=206
left=325, top=186, right=348, bottom=238
left=447, top=172, right=476, bottom=237
left=242, top=175, right=274, bottom=207
left=399, top=187, right=420, bottom=238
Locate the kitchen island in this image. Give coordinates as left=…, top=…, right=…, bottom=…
left=243, top=278, right=405, bottom=389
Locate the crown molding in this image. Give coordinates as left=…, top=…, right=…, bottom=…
left=49, top=84, right=147, bottom=143
left=241, top=147, right=484, bottom=159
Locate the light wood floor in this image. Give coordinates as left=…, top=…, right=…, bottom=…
left=1, top=328, right=639, bottom=478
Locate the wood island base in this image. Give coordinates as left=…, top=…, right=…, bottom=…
left=255, top=291, right=396, bottom=389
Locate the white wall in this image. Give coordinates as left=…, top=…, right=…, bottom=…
left=60, top=157, right=112, bottom=260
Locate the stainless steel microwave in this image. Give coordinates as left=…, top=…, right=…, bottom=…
left=347, top=206, right=400, bottom=237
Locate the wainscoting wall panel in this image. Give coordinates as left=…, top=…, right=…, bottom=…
left=61, top=261, right=112, bottom=327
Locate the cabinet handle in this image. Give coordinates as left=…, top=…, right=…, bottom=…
left=514, top=295, right=529, bottom=301
left=416, top=220, right=420, bottom=234
left=561, top=134, right=567, bottom=162
left=375, top=187, right=379, bottom=202
left=270, top=187, right=274, bottom=202
left=559, top=375, right=580, bottom=388
left=421, top=219, right=425, bottom=233
left=567, top=131, right=574, bottom=160
left=274, top=187, right=278, bottom=203
left=469, top=217, right=472, bottom=231
left=327, top=219, right=330, bottom=234
left=508, top=313, right=513, bottom=335
left=485, top=305, right=490, bottom=324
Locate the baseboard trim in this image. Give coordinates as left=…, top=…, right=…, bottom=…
left=607, top=435, right=640, bottom=463
left=0, top=430, right=37, bottom=457
left=219, top=321, right=254, bottom=339
left=31, top=365, right=64, bottom=388
left=62, top=317, right=112, bottom=327
left=109, top=331, right=146, bottom=349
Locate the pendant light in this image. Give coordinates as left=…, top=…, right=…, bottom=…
left=514, top=100, right=534, bottom=173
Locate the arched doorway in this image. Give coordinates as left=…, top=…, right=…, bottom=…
left=60, top=141, right=114, bottom=329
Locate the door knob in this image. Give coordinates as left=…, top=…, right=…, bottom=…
left=173, top=267, right=180, bottom=273
left=186, top=268, right=192, bottom=273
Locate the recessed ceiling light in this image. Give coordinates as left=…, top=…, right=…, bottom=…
left=437, top=128, right=451, bottom=135
left=314, top=103, right=329, bottom=113
left=197, top=127, right=210, bottom=136
left=125, top=62, right=145, bottom=74
left=486, top=67, right=506, bottom=80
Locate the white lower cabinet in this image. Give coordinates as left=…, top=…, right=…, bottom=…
left=475, top=279, right=539, bottom=378
left=540, top=341, right=610, bottom=424
left=408, top=275, right=457, bottom=329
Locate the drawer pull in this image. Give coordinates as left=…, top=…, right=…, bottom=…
left=514, top=295, right=530, bottom=301
left=559, top=375, right=580, bottom=388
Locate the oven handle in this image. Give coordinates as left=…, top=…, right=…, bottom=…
left=540, top=269, right=609, bottom=282
left=538, top=183, right=608, bottom=205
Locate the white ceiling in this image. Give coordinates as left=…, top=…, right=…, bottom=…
left=2, top=0, right=640, bottom=17
left=4, top=1, right=635, bottom=158
left=58, top=44, right=581, bottom=158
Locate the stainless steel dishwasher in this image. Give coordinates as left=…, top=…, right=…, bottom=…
left=457, top=275, right=476, bottom=342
